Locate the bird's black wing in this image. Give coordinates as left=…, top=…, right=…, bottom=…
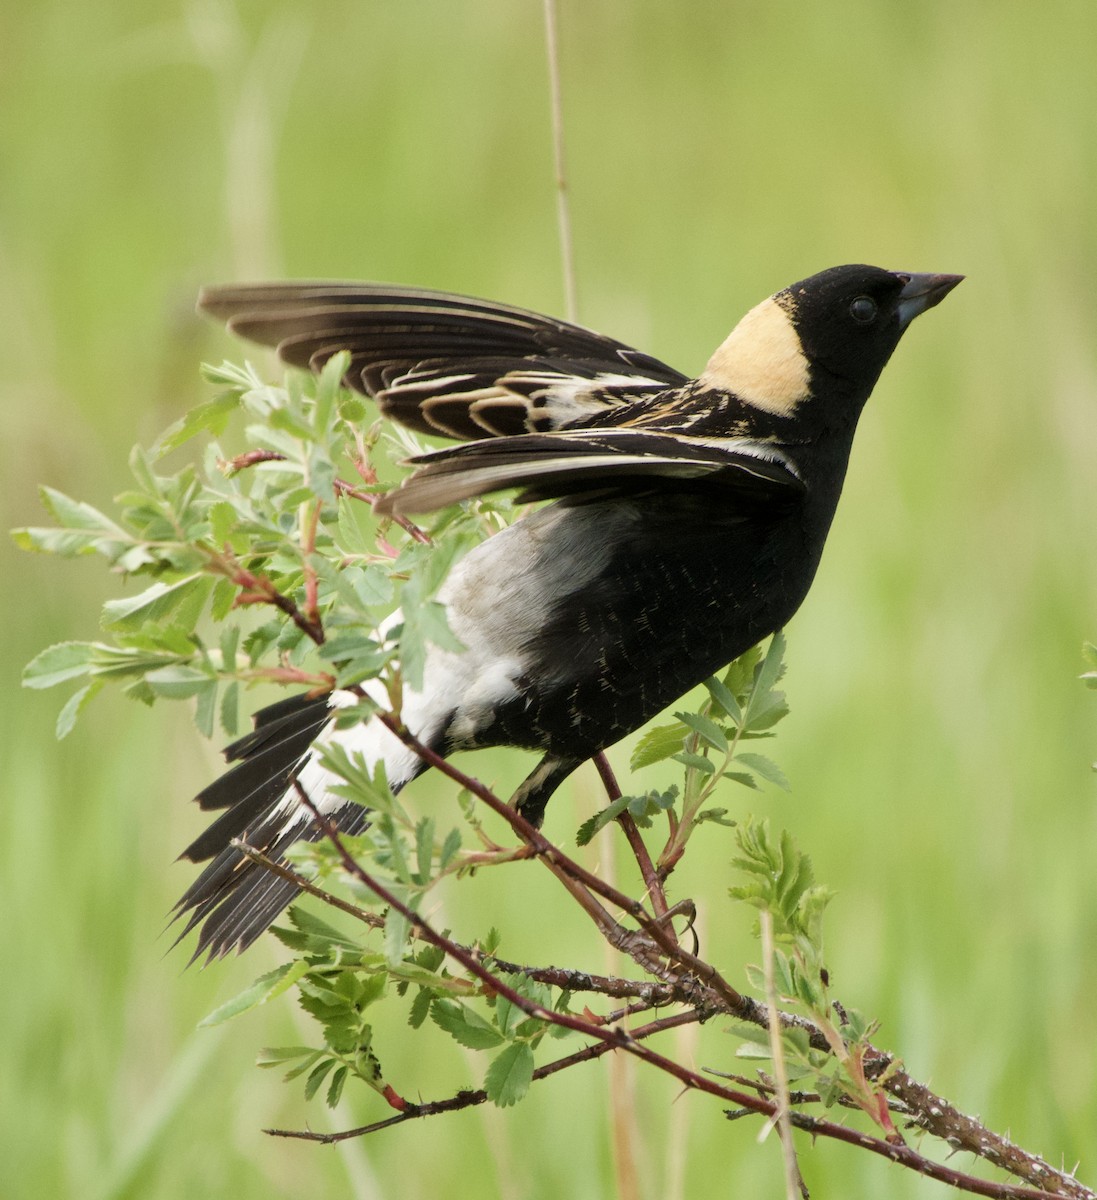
left=376, top=428, right=805, bottom=514
left=197, top=282, right=688, bottom=440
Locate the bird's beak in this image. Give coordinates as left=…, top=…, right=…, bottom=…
left=895, top=272, right=964, bottom=328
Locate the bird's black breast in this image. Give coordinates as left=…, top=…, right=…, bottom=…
left=482, top=486, right=829, bottom=757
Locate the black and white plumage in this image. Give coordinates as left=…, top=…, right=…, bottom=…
left=178, top=265, right=962, bottom=959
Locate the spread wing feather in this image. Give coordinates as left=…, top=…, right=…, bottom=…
left=376, top=428, right=804, bottom=514
left=197, top=282, right=688, bottom=440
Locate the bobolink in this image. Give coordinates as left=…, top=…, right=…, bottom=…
left=179, top=264, right=961, bottom=958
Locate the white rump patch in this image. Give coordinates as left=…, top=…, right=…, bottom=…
left=701, top=297, right=810, bottom=416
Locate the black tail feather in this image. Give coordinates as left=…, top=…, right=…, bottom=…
left=194, top=695, right=330, bottom=812
left=173, top=693, right=362, bottom=962
left=175, top=802, right=369, bottom=963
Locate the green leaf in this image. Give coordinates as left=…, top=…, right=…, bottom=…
left=438, top=826, right=462, bottom=870
left=736, top=752, right=791, bottom=791
left=256, top=1045, right=319, bottom=1068
left=414, top=816, right=435, bottom=884
left=728, top=1020, right=772, bottom=1050
left=408, top=988, right=433, bottom=1029
left=193, top=678, right=219, bottom=737
left=485, top=1042, right=535, bottom=1107
left=151, top=392, right=239, bottom=458
left=55, top=681, right=102, bottom=738
left=304, top=1057, right=337, bottom=1101
left=630, top=722, right=687, bottom=771
left=199, top=960, right=311, bottom=1026
left=673, top=751, right=715, bottom=775
left=313, top=350, right=349, bottom=436
left=219, top=680, right=239, bottom=736
left=326, top=1064, right=349, bottom=1108
left=743, top=632, right=789, bottom=732
left=695, top=807, right=736, bottom=826
left=754, top=629, right=787, bottom=696
left=145, top=664, right=214, bottom=700
left=703, top=674, right=743, bottom=724
left=384, top=903, right=412, bottom=967
left=431, top=1000, right=505, bottom=1050
left=22, top=641, right=96, bottom=690
left=723, top=645, right=762, bottom=699
left=40, top=486, right=129, bottom=537
left=674, top=710, right=728, bottom=754
left=285, top=905, right=362, bottom=949
left=575, top=795, right=632, bottom=846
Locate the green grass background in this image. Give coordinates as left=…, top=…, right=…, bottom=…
left=2, top=1, right=1096, bottom=1196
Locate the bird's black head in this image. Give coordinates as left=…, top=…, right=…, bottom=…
left=702, top=264, right=962, bottom=426
left=780, top=264, right=961, bottom=396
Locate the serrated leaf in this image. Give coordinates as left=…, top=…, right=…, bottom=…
left=286, top=905, right=361, bottom=947
left=695, top=807, right=735, bottom=826
left=40, top=486, right=128, bottom=536
left=485, top=1041, right=535, bottom=1107
left=304, top=1057, right=337, bottom=1101
left=199, top=960, right=311, bottom=1026
left=326, top=1064, right=349, bottom=1108
left=735, top=1041, right=774, bottom=1061
left=703, top=675, right=743, bottom=724
left=55, top=680, right=102, bottom=738
left=12, top=524, right=112, bottom=557
left=743, top=692, right=790, bottom=733
left=575, top=795, right=631, bottom=846
left=384, top=904, right=411, bottom=967
left=494, top=992, right=528, bottom=1040
left=630, top=723, right=687, bottom=771
left=256, top=1045, right=318, bottom=1068
left=723, top=645, right=762, bottom=699
left=431, top=1000, right=504, bottom=1050
left=673, top=751, right=716, bottom=775
left=219, top=680, right=239, bottom=736
left=152, top=393, right=239, bottom=458
left=314, top=350, right=349, bottom=436
left=754, top=629, right=787, bottom=695
left=675, top=710, right=729, bottom=753
left=438, top=826, right=462, bottom=870
left=408, top=988, right=433, bottom=1029
left=22, top=642, right=96, bottom=690
left=772, top=949, right=796, bottom=997
left=414, top=816, right=435, bottom=884
left=193, top=678, right=219, bottom=737
left=728, top=1020, right=773, bottom=1049
left=736, top=752, right=790, bottom=791
left=145, top=664, right=214, bottom=699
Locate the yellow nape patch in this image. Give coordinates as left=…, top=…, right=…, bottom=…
left=701, top=296, right=810, bottom=415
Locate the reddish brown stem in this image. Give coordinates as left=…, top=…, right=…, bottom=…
left=222, top=449, right=287, bottom=472
left=266, top=1009, right=705, bottom=1143
left=276, top=784, right=1082, bottom=1199
left=592, top=751, right=672, bottom=925
left=374, top=715, right=749, bottom=1014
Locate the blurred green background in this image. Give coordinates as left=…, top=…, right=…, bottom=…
left=2, top=1, right=1096, bottom=1196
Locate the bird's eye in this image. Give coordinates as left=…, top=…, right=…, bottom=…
left=849, top=296, right=877, bottom=324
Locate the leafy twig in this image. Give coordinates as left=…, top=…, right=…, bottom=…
left=276, top=785, right=1082, bottom=1200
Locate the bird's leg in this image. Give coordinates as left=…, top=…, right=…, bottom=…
left=511, top=753, right=585, bottom=827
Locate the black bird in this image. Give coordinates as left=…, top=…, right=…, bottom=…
left=179, top=264, right=961, bottom=958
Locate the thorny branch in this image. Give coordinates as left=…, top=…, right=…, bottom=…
left=215, top=562, right=1092, bottom=1198
left=269, top=782, right=1090, bottom=1200
left=267, top=1009, right=706, bottom=1143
